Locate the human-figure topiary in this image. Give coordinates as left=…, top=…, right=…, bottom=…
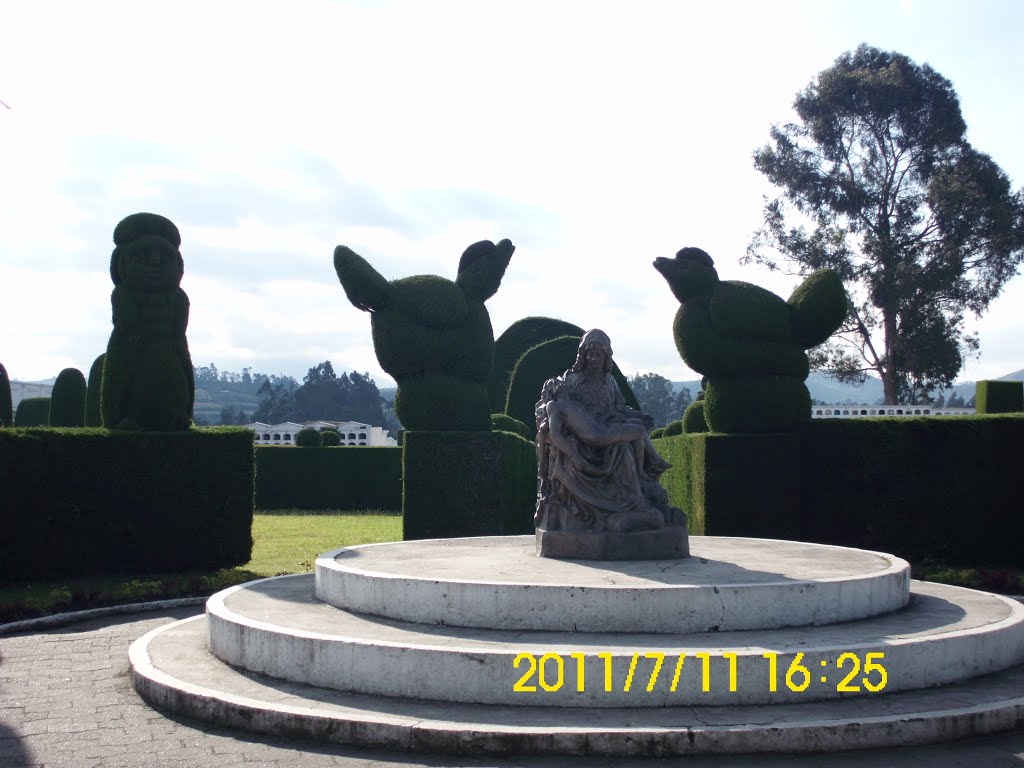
left=49, top=367, right=87, bottom=427
left=0, top=362, right=12, bottom=427
left=334, top=239, right=514, bottom=431
left=102, top=213, right=194, bottom=431
left=654, top=247, right=847, bottom=433
left=85, top=354, right=105, bottom=427
left=295, top=427, right=323, bottom=447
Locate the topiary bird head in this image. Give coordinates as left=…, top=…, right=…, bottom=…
left=653, top=247, right=720, bottom=302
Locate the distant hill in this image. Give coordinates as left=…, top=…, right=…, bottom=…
left=670, top=368, right=1024, bottom=405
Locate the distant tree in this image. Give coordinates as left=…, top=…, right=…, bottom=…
left=219, top=405, right=236, bottom=425
left=675, top=386, right=693, bottom=415
left=253, top=380, right=297, bottom=423
left=934, top=392, right=946, bottom=408
left=236, top=410, right=249, bottom=425
left=746, top=44, right=1024, bottom=404
left=629, top=373, right=679, bottom=428
left=948, top=391, right=966, bottom=408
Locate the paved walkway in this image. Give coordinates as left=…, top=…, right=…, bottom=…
left=3, top=606, right=1024, bottom=767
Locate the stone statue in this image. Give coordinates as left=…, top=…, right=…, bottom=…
left=534, top=330, right=688, bottom=559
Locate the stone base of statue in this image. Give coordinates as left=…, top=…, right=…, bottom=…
left=536, top=521, right=689, bottom=560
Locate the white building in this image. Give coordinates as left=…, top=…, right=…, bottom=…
left=811, top=405, right=974, bottom=418
left=246, top=420, right=397, bottom=446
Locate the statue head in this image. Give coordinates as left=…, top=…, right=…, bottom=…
left=110, top=213, right=184, bottom=292
left=571, top=329, right=614, bottom=375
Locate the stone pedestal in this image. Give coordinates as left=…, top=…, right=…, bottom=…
left=535, top=521, right=689, bottom=560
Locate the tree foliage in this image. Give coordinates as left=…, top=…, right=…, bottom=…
left=746, top=44, right=1024, bottom=404
left=251, top=361, right=386, bottom=425
left=628, top=372, right=692, bottom=428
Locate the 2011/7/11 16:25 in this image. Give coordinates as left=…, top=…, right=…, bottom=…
left=512, top=651, right=889, bottom=695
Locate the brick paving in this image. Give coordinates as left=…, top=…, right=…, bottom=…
left=3, top=606, right=1024, bottom=767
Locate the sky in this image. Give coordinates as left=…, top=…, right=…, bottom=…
left=2, top=0, right=1022, bottom=390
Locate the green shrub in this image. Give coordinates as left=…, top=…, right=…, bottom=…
left=14, top=397, right=50, bottom=426
left=682, top=400, right=708, bottom=433
left=504, top=335, right=640, bottom=435
left=491, top=412, right=532, bottom=440
left=0, top=427, right=254, bottom=579
left=975, top=380, right=1023, bottom=414
left=663, top=419, right=684, bottom=436
left=320, top=428, right=341, bottom=446
left=334, top=240, right=513, bottom=431
left=85, top=354, right=105, bottom=427
left=488, top=316, right=584, bottom=412
left=295, top=427, right=323, bottom=447
left=0, top=362, right=12, bottom=427
left=49, top=367, right=87, bottom=427
left=102, top=212, right=194, bottom=431
left=649, top=427, right=666, bottom=439
left=403, top=430, right=537, bottom=540
left=255, top=445, right=402, bottom=510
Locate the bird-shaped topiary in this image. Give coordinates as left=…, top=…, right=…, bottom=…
left=101, top=213, right=194, bottom=431
left=334, top=239, right=514, bottom=431
left=653, top=247, right=847, bottom=433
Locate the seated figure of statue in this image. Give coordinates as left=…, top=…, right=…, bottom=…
left=535, top=329, right=683, bottom=537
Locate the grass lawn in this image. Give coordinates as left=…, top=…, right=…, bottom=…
left=0, top=509, right=402, bottom=623
left=2, top=510, right=1020, bottom=624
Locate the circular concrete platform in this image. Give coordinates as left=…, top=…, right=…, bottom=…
left=315, top=536, right=910, bottom=632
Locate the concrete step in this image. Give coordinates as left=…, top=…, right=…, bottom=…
left=130, top=613, right=1024, bottom=757
left=206, top=573, right=1024, bottom=707
left=315, top=536, right=911, bottom=633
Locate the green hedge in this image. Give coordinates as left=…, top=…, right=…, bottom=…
left=0, top=427, right=254, bottom=579
left=403, top=430, right=537, bottom=540
left=798, top=415, right=1024, bottom=565
left=14, top=397, right=50, bottom=426
left=0, top=362, right=12, bottom=427
left=976, top=380, right=1023, bottom=414
left=491, top=412, right=532, bottom=440
left=255, top=446, right=402, bottom=511
left=489, top=316, right=585, bottom=412
left=49, top=367, right=87, bottom=428
left=85, top=354, right=105, bottom=427
left=654, top=414, right=1024, bottom=566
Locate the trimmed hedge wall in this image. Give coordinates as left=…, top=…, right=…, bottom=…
left=0, top=427, right=254, bottom=579
left=654, top=414, right=1024, bottom=566
left=976, top=380, right=1023, bottom=414
left=403, top=430, right=537, bottom=540
left=255, top=446, right=402, bottom=511
left=798, top=415, right=1024, bottom=566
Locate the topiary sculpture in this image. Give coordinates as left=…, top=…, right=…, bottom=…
left=295, top=427, right=323, bottom=447
left=334, top=239, right=514, bottom=431
left=489, top=316, right=585, bottom=412
left=49, top=367, right=87, bottom=427
left=0, top=362, right=12, bottom=427
left=654, top=247, right=847, bottom=433
left=320, top=428, right=342, bottom=446
left=490, top=412, right=532, bottom=440
left=101, top=213, right=194, bottom=431
left=85, top=354, right=105, bottom=427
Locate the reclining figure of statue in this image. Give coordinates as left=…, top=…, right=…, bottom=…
left=534, top=330, right=686, bottom=547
